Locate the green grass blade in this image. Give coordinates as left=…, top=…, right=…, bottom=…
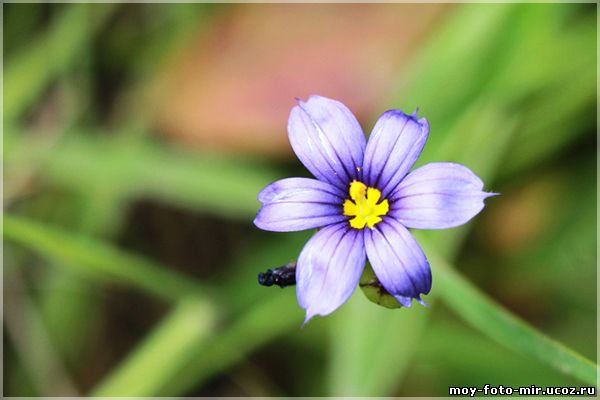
left=3, top=215, right=213, bottom=303
left=6, top=134, right=278, bottom=219
left=4, top=270, right=79, bottom=396
left=393, top=3, right=519, bottom=123
left=423, top=245, right=598, bottom=385
left=328, top=293, right=430, bottom=396
left=157, top=290, right=300, bottom=396
left=91, top=298, right=216, bottom=396
left=4, top=4, right=118, bottom=123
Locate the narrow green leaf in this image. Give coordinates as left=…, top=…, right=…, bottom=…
left=4, top=4, right=118, bottom=123
left=500, top=68, right=595, bottom=179
left=424, top=246, right=598, bottom=386
left=393, top=3, right=519, bottom=123
left=3, top=215, right=214, bottom=304
left=4, top=270, right=79, bottom=396
left=6, top=134, right=278, bottom=219
left=414, top=318, right=587, bottom=390
left=92, top=298, right=216, bottom=396
left=38, top=271, right=104, bottom=369
left=328, top=293, right=430, bottom=396
left=144, top=290, right=299, bottom=396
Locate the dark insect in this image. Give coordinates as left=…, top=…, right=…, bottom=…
left=258, top=261, right=297, bottom=288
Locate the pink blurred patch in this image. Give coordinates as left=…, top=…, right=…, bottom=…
left=151, top=4, right=448, bottom=156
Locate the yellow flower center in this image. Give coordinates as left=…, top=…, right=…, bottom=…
left=343, top=180, right=389, bottom=229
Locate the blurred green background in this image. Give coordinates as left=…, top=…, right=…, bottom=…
left=3, top=3, right=597, bottom=396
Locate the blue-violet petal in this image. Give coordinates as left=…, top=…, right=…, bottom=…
left=288, top=95, right=366, bottom=189
left=364, top=218, right=431, bottom=306
left=254, top=177, right=347, bottom=232
left=297, top=223, right=366, bottom=323
left=363, top=110, right=429, bottom=198
left=389, top=162, right=496, bottom=229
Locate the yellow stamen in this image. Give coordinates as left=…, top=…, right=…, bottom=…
left=343, top=180, right=389, bottom=229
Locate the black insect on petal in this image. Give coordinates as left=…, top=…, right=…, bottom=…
left=258, top=261, right=297, bottom=288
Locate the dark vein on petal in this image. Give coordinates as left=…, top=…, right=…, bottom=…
left=386, top=220, right=429, bottom=291
left=389, top=176, right=481, bottom=200
left=269, top=200, right=343, bottom=206
left=324, top=103, right=363, bottom=180
left=290, top=134, right=330, bottom=184
left=398, top=176, right=479, bottom=191
left=391, top=206, right=478, bottom=212
left=364, top=124, right=383, bottom=185
left=381, top=132, right=427, bottom=198
left=298, top=111, right=348, bottom=188
left=372, top=117, right=411, bottom=190
left=269, top=214, right=347, bottom=223
left=311, top=224, right=349, bottom=309
left=296, top=186, right=345, bottom=201
left=368, top=230, right=403, bottom=295
left=391, top=191, right=486, bottom=201
left=304, top=108, right=354, bottom=184
left=375, top=223, right=419, bottom=297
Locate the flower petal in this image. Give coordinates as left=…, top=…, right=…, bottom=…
left=389, top=162, right=496, bottom=229
left=296, top=223, right=366, bottom=322
left=254, top=178, right=347, bottom=232
left=364, top=218, right=431, bottom=306
left=257, top=177, right=345, bottom=203
left=288, top=95, right=366, bottom=189
left=363, top=110, right=429, bottom=198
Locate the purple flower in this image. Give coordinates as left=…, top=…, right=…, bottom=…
left=254, top=95, right=495, bottom=323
